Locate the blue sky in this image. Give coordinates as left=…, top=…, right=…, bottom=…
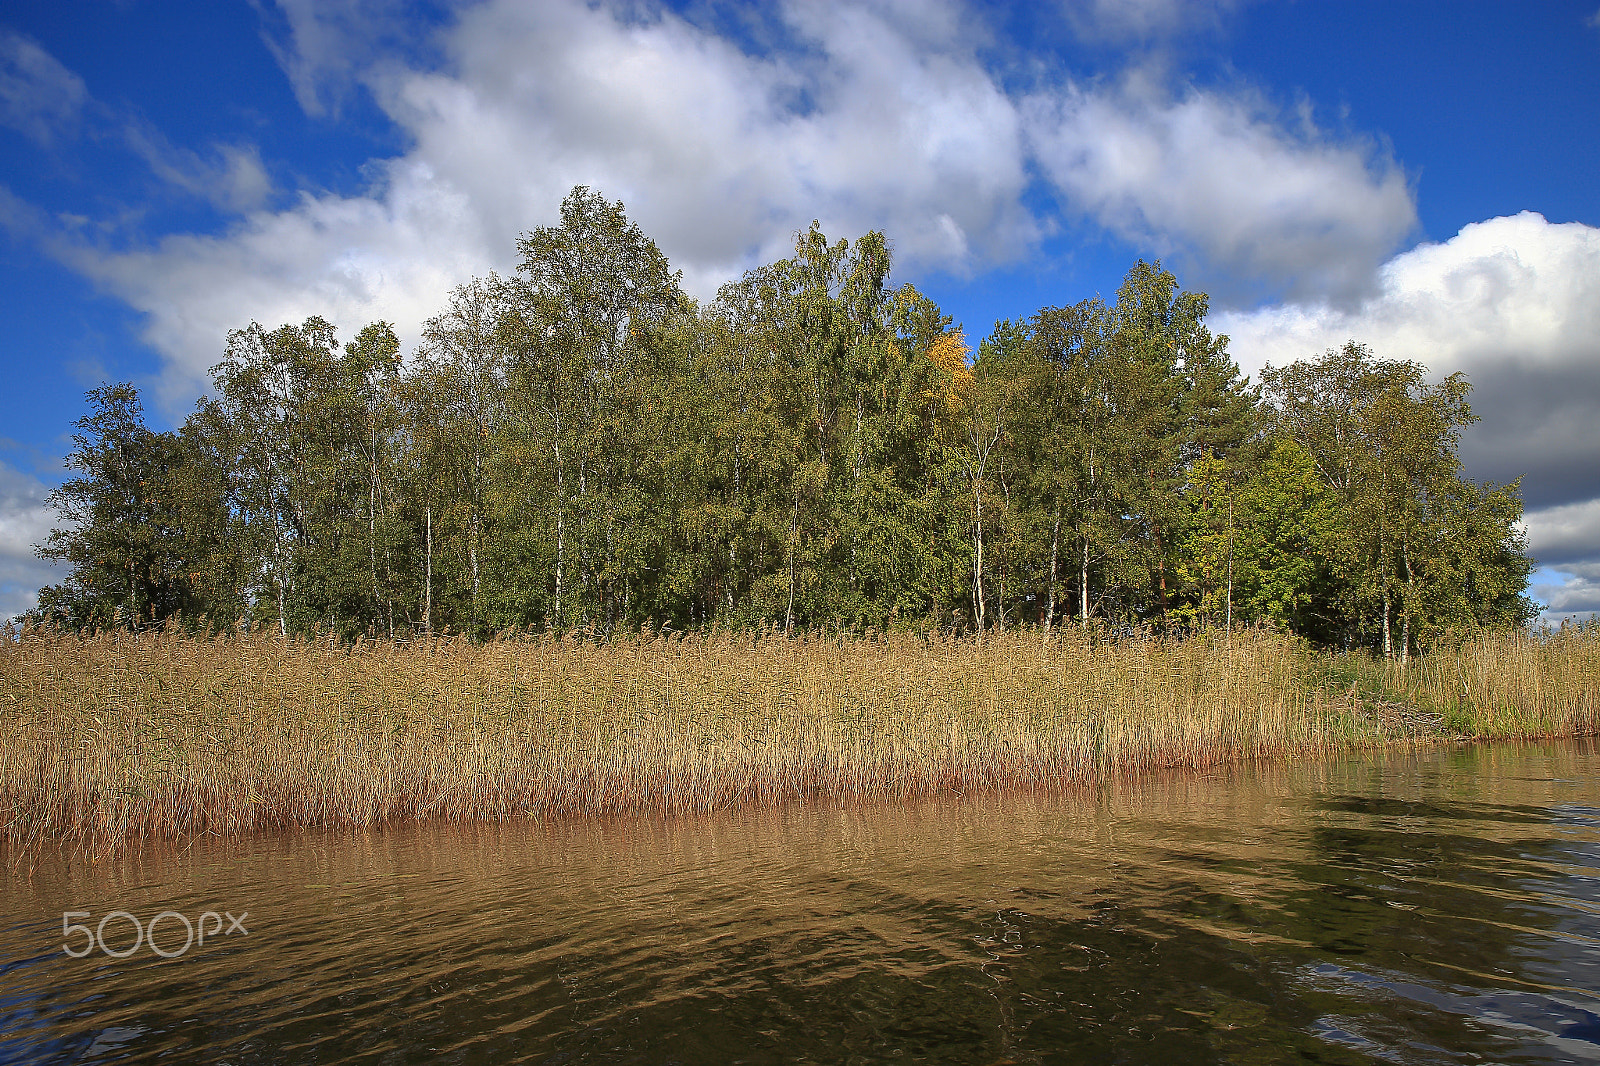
left=1, top=0, right=1598, bottom=620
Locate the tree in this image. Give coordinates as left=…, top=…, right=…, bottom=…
left=497, top=186, right=686, bottom=631
left=1012, top=261, right=1218, bottom=627
left=409, top=276, right=513, bottom=635
left=1177, top=440, right=1340, bottom=633
left=945, top=329, right=1006, bottom=633
left=205, top=316, right=409, bottom=639
left=31, top=194, right=1537, bottom=647
left=1260, top=341, right=1535, bottom=654
left=35, top=384, right=229, bottom=629
left=343, top=321, right=406, bottom=639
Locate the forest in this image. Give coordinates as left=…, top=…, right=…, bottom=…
left=30, top=187, right=1536, bottom=657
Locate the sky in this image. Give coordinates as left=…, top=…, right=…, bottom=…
left=1, top=0, right=1597, bottom=623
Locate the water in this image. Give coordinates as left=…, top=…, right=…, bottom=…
left=4, top=741, right=1600, bottom=1064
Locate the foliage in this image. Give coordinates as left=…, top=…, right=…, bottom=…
left=1259, top=342, right=1537, bottom=655
left=30, top=189, right=1536, bottom=652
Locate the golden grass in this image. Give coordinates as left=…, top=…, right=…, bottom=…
left=4, top=624, right=1595, bottom=853
left=2, top=625, right=1387, bottom=852
left=1401, top=626, right=1600, bottom=738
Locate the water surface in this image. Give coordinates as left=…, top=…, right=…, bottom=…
left=4, top=741, right=1600, bottom=1063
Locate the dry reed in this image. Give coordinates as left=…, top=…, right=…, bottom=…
left=1397, top=625, right=1600, bottom=737
left=2, top=624, right=1591, bottom=852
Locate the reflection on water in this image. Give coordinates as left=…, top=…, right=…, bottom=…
left=4, top=740, right=1600, bottom=1064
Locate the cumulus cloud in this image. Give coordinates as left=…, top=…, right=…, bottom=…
left=1, top=31, right=274, bottom=219
left=1533, top=566, right=1600, bottom=619
left=0, top=460, right=62, bottom=621
left=1, top=0, right=1582, bottom=623
left=1218, top=212, right=1600, bottom=616
left=1024, top=74, right=1417, bottom=301
left=59, top=0, right=1044, bottom=395
left=20, top=0, right=1425, bottom=405
left=64, top=160, right=487, bottom=407
left=1525, top=498, right=1600, bottom=570
left=255, top=0, right=434, bottom=117
left=1219, top=213, right=1600, bottom=505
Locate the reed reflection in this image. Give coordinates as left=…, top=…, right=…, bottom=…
left=3, top=740, right=1598, bottom=1064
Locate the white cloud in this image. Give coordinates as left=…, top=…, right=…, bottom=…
left=1218, top=212, right=1600, bottom=503
left=1061, top=0, right=1245, bottom=42
left=1525, top=498, right=1600, bottom=570
left=0, top=460, right=62, bottom=620
left=0, top=29, right=87, bottom=144
left=1, top=31, right=273, bottom=219
left=255, top=0, right=424, bottom=117
left=58, top=0, right=1044, bottom=396
left=1532, top=563, right=1600, bottom=621
left=1221, top=213, right=1600, bottom=377
left=391, top=0, right=1037, bottom=279
left=1, top=1, right=1585, bottom=623
left=1024, top=74, right=1417, bottom=301
left=25, top=0, right=1429, bottom=407
left=65, top=159, right=485, bottom=407
left=122, top=123, right=274, bottom=214
left=1219, top=212, right=1600, bottom=620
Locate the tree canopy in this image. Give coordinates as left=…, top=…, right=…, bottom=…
left=32, top=187, right=1537, bottom=654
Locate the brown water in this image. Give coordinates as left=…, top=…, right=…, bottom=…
left=4, top=741, right=1600, bottom=1064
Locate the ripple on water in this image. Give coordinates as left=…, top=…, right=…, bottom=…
left=4, top=739, right=1600, bottom=1064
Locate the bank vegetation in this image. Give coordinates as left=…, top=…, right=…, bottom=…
left=4, top=624, right=1595, bottom=853
left=30, top=188, right=1534, bottom=659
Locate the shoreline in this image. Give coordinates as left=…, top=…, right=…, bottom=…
left=13, top=732, right=1594, bottom=874
left=4, top=626, right=1596, bottom=855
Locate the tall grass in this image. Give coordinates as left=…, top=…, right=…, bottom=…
left=1406, top=626, right=1600, bottom=737
left=2, top=626, right=1379, bottom=851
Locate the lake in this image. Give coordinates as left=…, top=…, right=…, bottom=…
left=4, top=740, right=1600, bottom=1063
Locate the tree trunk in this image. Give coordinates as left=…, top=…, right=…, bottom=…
left=552, top=408, right=565, bottom=629
left=1383, top=591, right=1392, bottom=659
left=1155, top=528, right=1170, bottom=622
left=1401, top=544, right=1414, bottom=666
left=784, top=484, right=800, bottom=637
left=998, top=474, right=1012, bottom=631
left=1381, top=528, right=1392, bottom=659
left=369, top=434, right=381, bottom=636
left=1081, top=447, right=1094, bottom=626
left=1225, top=495, right=1234, bottom=632
left=972, top=484, right=985, bottom=638
left=126, top=557, right=137, bottom=631
left=1080, top=533, right=1089, bottom=625
left=851, top=390, right=862, bottom=592
left=470, top=432, right=483, bottom=635
left=271, top=507, right=288, bottom=638
left=1045, top=502, right=1061, bottom=637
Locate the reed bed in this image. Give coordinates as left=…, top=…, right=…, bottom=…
left=1399, top=625, right=1600, bottom=738
left=1, top=625, right=1386, bottom=852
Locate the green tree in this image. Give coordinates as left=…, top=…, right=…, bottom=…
left=408, top=276, right=513, bottom=635
left=35, top=384, right=230, bottom=629
left=496, top=186, right=686, bottom=631
left=205, top=316, right=407, bottom=639
left=1177, top=441, right=1340, bottom=632
left=32, top=194, right=1535, bottom=648
left=1261, top=341, right=1535, bottom=654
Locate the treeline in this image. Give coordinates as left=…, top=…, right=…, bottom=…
left=32, top=187, right=1535, bottom=655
